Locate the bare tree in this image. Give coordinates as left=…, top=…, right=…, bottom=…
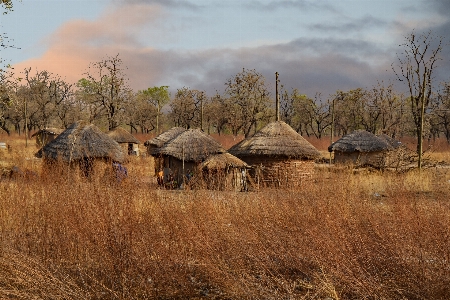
left=224, top=68, right=272, bottom=138
left=169, top=87, right=205, bottom=129
left=431, top=82, right=450, bottom=143
left=392, top=30, right=443, bottom=168
left=82, top=54, right=132, bottom=130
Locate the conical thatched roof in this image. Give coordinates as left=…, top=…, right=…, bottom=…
left=107, top=127, right=140, bottom=144
left=328, top=130, right=393, bottom=153
left=31, top=127, right=63, bottom=137
left=228, top=121, right=320, bottom=159
left=144, top=127, right=186, bottom=148
left=377, top=134, right=402, bottom=149
left=154, top=129, right=225, bottom=162
left=36, top=120, right=125, bottom=162
left=201, top=153, right=248, bottom=170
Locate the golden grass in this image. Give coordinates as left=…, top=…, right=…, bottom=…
left=0, top=133, right=450, bottom=299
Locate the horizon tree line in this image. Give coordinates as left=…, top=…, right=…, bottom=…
left=0, top=32, right=448, bottom=157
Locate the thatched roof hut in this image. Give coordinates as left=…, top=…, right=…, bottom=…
left=144, top=127, right=186, bottom=151
left=229, top=121, right=320, bottom=188
left=31, top=127, right=63, bottom=147
left=144, top=127, right=186, bottom=175
left=201, top=153, right=248, bottom=170
left=107, top=127, right=140, bottom=144
left=328, top=130, right=394, bottom=167
left=200, top=153, right=249, bottom=191
left=156, top=129, right=225, bottom=162
left=328, top=130, right=392, bottom=153
left=36, top=120, right=124, bottom=163
left=107, top=127, right=140, bottom=155
left=153, top=129, right=226, bottom=188
left=376, top=134, right=402, bottom=149
left=229, top=121, right=320, bottom=159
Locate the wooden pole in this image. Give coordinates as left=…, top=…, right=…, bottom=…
left=418, top=68, right=427, bottom=171
left=25, top=98, right=28, bottom=148
left=182, top=142, right=185, bottom=188
left=330, top=97, right=335, bottom=165
left=201, top=94, right=204, bottom=131
left=275, top=72, right=280, bottom=121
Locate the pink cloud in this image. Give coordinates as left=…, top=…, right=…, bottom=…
left=12, top=3, right=164, bottom=86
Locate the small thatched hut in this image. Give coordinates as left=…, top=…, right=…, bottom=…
left=31, top=128, right=63, bottom=147
left=144, top=127, right=186, bottom=174
left=229, top=121, right=321, bottom=188
left=152, top=129, right=226, bottom=188
left=36, top=121, right=125, bottom=178
left=201, top=153, right=249, bottom=191
left=144, top=127, right=186, bottom=153
left=107, top=127, right=141, bottom=155
left=328, top=130, right=393, bottom=168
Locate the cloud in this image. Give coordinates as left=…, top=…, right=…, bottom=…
left=244, top=0, right=337, bottom=13
left=117, top=0, right=202, bottom=10
left=11, top=1, right=416, bottom=99
left=309, top=15, right=387, bottom=33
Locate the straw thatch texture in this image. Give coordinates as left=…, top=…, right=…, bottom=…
left=144, top=127, right=186, bottom=148
left=155, top=129, right=225, bottom=162
left=31, top=128, right=63, bottom=138
left=201, top=153, right=248, bottom=170
left=376, top=134, right=402, bottom=149
left=198, top=153, right=248, bottom=191
left=328, top=130, right=393, bottom=153
left=229, top=121, right=320, bottom=160
left=107, top=127, right=140, bottom=144
left=31, top=128, right=64, bottom=147
left=36, top=121, right=125, bottom=163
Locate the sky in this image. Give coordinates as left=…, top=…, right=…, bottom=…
left=1, top=0, right=450, bottom=99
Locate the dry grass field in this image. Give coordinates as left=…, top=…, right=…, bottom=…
left=0, top=133, right=449, bottom=299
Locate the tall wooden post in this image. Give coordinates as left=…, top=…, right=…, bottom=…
left=330, top=97, right=335, bottom=165
left=418, top=68, right=427, bottom=171
left=25, top=98, right=28, bottom=147
left=200, top=94, right=204, bottom=131
left=275, top=72, right=280, bottom=121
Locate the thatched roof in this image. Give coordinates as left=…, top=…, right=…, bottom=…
left=36, top=120, right=125, bottom=162
left=228, top=121, right=320, bottom=160
left=377, top=134, right=402, bottom=149
left=154, top=129, right=225, bottom=162
left=201, top=153, right=248, bottom=170
left=144, top=127, right=186, bottom=148
left=107, top=127, right=140, bottom=144
left=328, top=130, right=393, bottom=153
left=31, top=128, right=63, bottom=137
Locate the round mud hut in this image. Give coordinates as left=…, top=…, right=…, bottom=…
left=144, top=127, right=186, bottom=174
left=201, top=152, right=249, bottom=191
left=152, top=129, right=225, bottom=188
left=328, top=130, right=393, bottom=168
left=36, top=120, right=125, bottom=179
left=228, top=121, right=321, bottom=188
left=107, top=127, right=141, bottom=155
left=31, top=128, right=63, bottom=148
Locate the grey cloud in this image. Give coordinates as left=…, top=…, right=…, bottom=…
left=117, top=37, right=397, bottom=99
left=428, top=0, right=450, bottom=16
left=244, top=0, right=337, bottom=13
left=116, top=0, right=202, bottom=10
left=309, top=15, right=387, bottom=33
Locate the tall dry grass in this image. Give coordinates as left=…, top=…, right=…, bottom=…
left=0, top=133, right=449, bottom=299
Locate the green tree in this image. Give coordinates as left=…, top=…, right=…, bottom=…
left=137, top=86, right=170, bottom=134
